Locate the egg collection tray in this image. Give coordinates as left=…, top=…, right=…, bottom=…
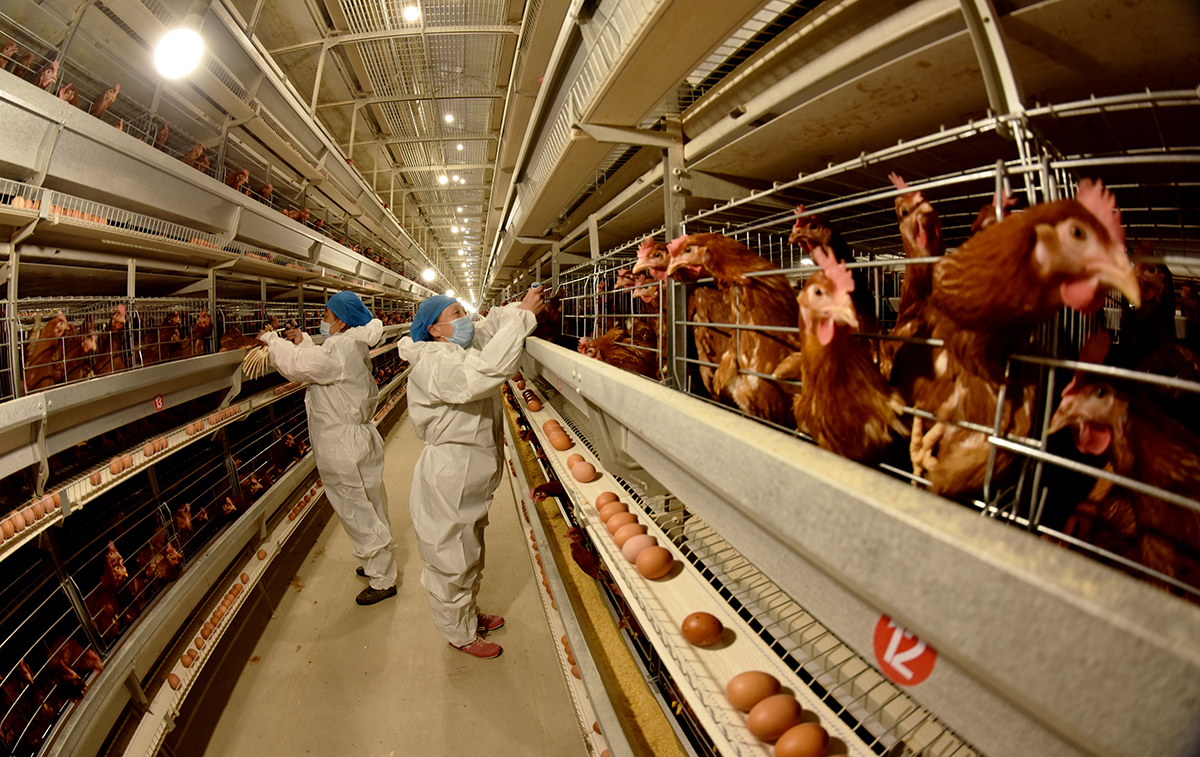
left=509, top=379, right=873, bottom=757
left=504, top=443, right=611, bottom=757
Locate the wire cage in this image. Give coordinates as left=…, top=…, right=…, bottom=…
left=126, top=298, right=213, bottom=368
left=549, top=91, right=1200, bottom=603
left=14, top=298, right=132, bottom=396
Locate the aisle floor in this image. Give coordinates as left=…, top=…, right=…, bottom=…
left=195, top=413, right=588, bottom=757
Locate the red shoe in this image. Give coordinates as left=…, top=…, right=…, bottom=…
left=452, top=636, right=502, bottom=659
left=478, top=613, right=505, bottom=633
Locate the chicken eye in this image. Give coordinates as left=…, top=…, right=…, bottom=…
left=1096, top=386, right=1106, bottom=398
left=1070, top=223, right=1086, bottom=240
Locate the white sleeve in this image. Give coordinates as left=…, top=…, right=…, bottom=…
left=473, top=302, right=526, bottom=350
left=264, top=331, right=346, bottom=385
left=421, top=307, right=535, bottom=404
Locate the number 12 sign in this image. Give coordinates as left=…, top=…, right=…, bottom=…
left=873, top=615, right=937, bottom=686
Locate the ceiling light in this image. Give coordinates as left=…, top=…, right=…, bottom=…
left=422, top=268, right=435, bottom=282
left=438, top=175, right=448, bottom=185
left=155, top=26, right=204, bottom=79
left=446, top=289, right=454, bottom=297
left=451, top=226, right=459, bottom=233
left=456, top=206, right=462, bottom=212
left=457, top=144, right=463, bottom=151
left=444, top=114, right=454, bottom=124
left=452, top=174, right=460, bottom=182
left=402, top=5, right=420, bottom=21
left=461, top=263, right=466, bottom=268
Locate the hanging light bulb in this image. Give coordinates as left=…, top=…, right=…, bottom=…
left=456, top=206, right=463, bottom=212
left=456, top=143, right=464, bottom=151
left=446, top=289, right=454, bottom=297
left=452, top=174, right=460, bottom=182
left=438, top=175, right=448, bottom=185
left=402, top=5, right=420, bottom=22
left=155, top=16, right=205, bottom=79
left=444, top=114, right=454, bottom=124
left=451, top=225, right=459, bottom=234
left=422, top=269, right=435, bottom=282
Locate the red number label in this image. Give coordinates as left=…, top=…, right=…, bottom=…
left=873, top=615, right=937, bottom=685
left=153, top=395, right=165, bottom=411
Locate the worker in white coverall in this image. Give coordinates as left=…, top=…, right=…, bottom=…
left=397, top=286, right=544, bottom=658
left=260, top=290, right=399, bottom=606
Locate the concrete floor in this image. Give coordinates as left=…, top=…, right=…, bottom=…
left=170, top=412, right=588, bottom=757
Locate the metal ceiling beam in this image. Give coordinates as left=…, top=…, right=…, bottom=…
left=318, top=93, right=505, bottom=110
left=348, top=134, right=496, bottom=148
left=269, top=25, right=521, bottom=55
left=387, top=163, right=494, bottom=174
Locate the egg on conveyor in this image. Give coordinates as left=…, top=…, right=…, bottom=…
left=594, top=491, right=619, bottom=508
left=571, top=461, right=596, bottom=482
left=549, top=433, right=572, bottom=451
left=681, top=612, right=723, bottom=646
left=567, top=453, right=584, bottom=467
left=598, top=502, right=628, bottom=522
left=613, top=522, right=647, bottom=548
left=620, top=533, right=656, bottom=562
left=542, top=420, right=560, bottom=433
left=726, top=671, right=780, bottom=712
left=747, top=694, right=802, bottom=741
left=774, top=722, right=829, bottom=757
left=606, top=512, right=638, bottom=535
left=635, top=547, right=673, bottom=579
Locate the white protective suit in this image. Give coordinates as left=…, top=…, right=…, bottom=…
left=397, top=303, right=536, bottom=645
left=262, top=319, right=398, bottom=590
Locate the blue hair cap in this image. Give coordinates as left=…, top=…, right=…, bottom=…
left=326, top=290, right=373, bottom=328
left=411, top=295, right=457, bottom=342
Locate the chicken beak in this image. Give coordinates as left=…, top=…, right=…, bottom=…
left=631, top=258, right=650, bottom=274
left=665, top=249, right=697, bottom=276
left=1097, top=253, right=1141, bottom=308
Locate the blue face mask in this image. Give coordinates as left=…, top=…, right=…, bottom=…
left=319, top=321, right=332, bottom=337
left=445, top=316, right=475, bottom=348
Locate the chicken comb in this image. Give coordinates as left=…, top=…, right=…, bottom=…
left=636, top=237, right=656, bottom=260
left=666, top=234, right=690, bottom=257
left=1075, top=179, right=1125, bottom=248
left=811, top=244, right=854, bottom=294
left=888, top=172, right=908, bottom=190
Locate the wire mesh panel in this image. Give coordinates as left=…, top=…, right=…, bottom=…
left=127, top=298, right=213, bottom=368
left=15, top=298, right=130, bottom=394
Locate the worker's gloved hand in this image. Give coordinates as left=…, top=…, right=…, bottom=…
left=521, top=284, right=546, bottom=316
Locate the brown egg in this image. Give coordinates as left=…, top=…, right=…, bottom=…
left=598, top=502, right=629, bottom=523
left=636, top=547, right=673, bottom=579
left=560, top=635, right=568, bottom=647
left=52, top=493, right=61, bottom=509
left=550, top=600, right=556, bottom=609
left=110, top=458, right=121, bottom=475
left=241, top=573, right=250, bottom=584
left=621, top=533, right=656, bottom=562
left=21, top=507, right=33, bottom=526
left=571, top=462, right=596, bottom=482
left=606, top=512, right=638, bottom=535
left=595, top=491, right=620, bottom=508
left=186, top=423, right=195, bottom=435
left=747, top=695, right=802, bottom=741
left=592, top=721, right=601, bottom=735
left=195, top=637, right=205, bottom=650
left=548, top=433, right=572, bottom=451
left=288, top=511, right=296, bottom=521
left=90, top=471, right=102, bottom=486
left=2, top=519, right=14, bottom=539
left=517, top=380, right=526, bottom=390
left=528, top=399, right=542, bottom=411
left=168, top=673, right=181, bottom=690
left=567, top=454, right=584, bottom=467
left=726, top=671, right=780, bottom=712
left=181, top=655, right=193, bottom=668
left=12, top=511, right=25, bottom=531
left=32, top=501, right=44, bottom=520
left=570, top=665, right=580, bottom=679
left=542, top=420, right=561, bottom=433
left=122, top=454, right=133, bottom=469
left=613, top=522, right=648, bottom=548
left=681, top=612, right=724, bottom=646
left=144, top=443, right=155, bottom=457
left=257, top=549, right=267, bottom=560
left=774, top=723, right=828, bottom=757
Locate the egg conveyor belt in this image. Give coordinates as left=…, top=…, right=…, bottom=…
left=119, top=374, right=404, bottom=757
left=0, top=378, right=308, bottom=564
left=503, top=441, right=611, bottom=757
left=510, top=380, right=873, bottom=757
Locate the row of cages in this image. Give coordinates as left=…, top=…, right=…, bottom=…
left=532, top=92, right=1200, bottom=605
left=0, top=22, right=422, bottom=280
left=0, top=330, right=410, bottom=756
left=0, top=293, right=417, bottom=401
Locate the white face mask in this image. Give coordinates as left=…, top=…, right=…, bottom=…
left=319, top=321, right=332, bottom=337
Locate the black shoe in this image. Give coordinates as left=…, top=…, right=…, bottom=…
left=356, top=585, right=396, bottom=605
left=355, top=566, right=366, bottom=577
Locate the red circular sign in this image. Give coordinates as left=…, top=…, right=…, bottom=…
left=153, top=394, right=165, bottom=411
left=873, top=615, right=937, bottom=685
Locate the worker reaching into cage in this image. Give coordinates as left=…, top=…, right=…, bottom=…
left=398, top=285, right=545, bottom=658
left=258, top=290, right=399, bottom=606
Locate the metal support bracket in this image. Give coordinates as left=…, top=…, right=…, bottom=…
left=574, top=122, right=683, bottom=149
left=124, top=669, right=149, bottom=712
left=960, top=0, right=1025, bottom=135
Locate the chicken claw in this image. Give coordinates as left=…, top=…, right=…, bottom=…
left=909, top=416, right=944, bottom=482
